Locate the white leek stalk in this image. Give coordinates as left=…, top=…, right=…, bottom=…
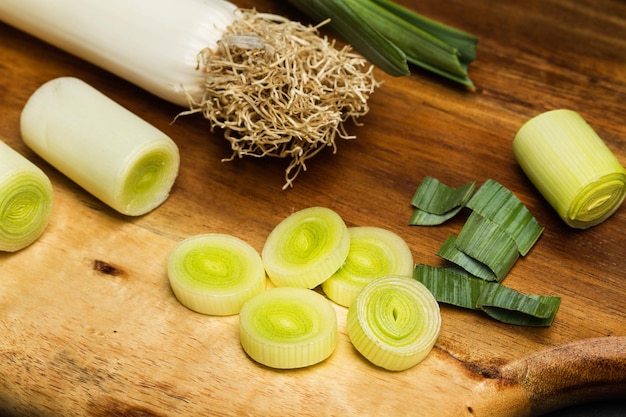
left=20, top=77, right=180, bottom=216
left=347, top=275, right=441, bottom=371
left=239, top=287, right=338, bottom=369
left=513, top=109, right=626, bottom=229
left=168, top=234, right=266, bottom=316
left=0, top=141, right=53, bottom=252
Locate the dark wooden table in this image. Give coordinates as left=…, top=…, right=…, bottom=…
left=1, top=1, right=625, bottom=416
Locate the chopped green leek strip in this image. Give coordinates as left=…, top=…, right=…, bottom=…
left=287, top=0, right=478, bottom=87
left=409, top=176, right=476, bottom=225
left=167, top=234, right=266, bottom=316
left=262, top=207, right=350, bottom=289
left=0, top=140, right=54, bottom=252
left=466, top=179, right=543, bottom=255
left=239, top=287, right=338, bottom=369
left=322, top=226, right=414, bottom=307
left=413, top=264, right=561, bottom=327
left=437, top=235, right=495, bottom=281
left=513, top=109, right=626, bottom=229
left=347, top=275, right=441, bottom=371
left=453, top=212, right=519, bottom=282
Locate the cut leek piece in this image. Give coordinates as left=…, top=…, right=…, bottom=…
left=287, top=0, right=478, bottom=87
left=409, top=176, right=476, bottom=225
left=477, top=283, right=561, bottom=327
left=347, top=275, right=441, bottom=371
left=0, top=140, right=54, bottom=252
left=262, top=207, right=350, bottom=289
left=167, top=234, right=266, bottom=316
left=466, top=179, right=543, bottom=255
left=239, top=287, right=338, bottom=369
left=453, top=212, right=519, bottom=282
left=436, top=235, right=495, bottom=281
left=513, top=109, right=626, bottom=229
left=322, top=227, right=414, bottom=307
left=20, top=77, right=179, bottom=216
left=413, top=264, right=486, bottom=310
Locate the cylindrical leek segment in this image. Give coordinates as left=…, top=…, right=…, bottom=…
left=0, top=141, right=53, bottom=252
left=262, top=207, right=350, bottom=289
left=239, top=287, right=338, bottom=369
left=20, top=77, right=180, bottom=216
left=322, top=226, right=414, bottom=308
left=347, top=275, right=441, bottom=371
left=168, top=234, right=266, bottom=316
left=513, top=109, right=626, bottom=229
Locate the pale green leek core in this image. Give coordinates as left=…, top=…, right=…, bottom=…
left=262, top=207, right=350, bottom=288
left=322, top=226, right=414, bottom=307
left=347, top=275, right=441, bottom=371
left=167, top=234, right=266, bottom=316
left=239, top=287, right=338, bottom=369
left=513, top=109, right=626, bottom=229
left=20, top=77, right=179, bottom=216
left=0, top=141, right=53, bottom=252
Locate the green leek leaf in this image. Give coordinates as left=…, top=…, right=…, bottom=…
left=413, top=264, right=486, bottom=309
left=409, top=176, right=476, bottom=225
left=466, top=180, right=543, bottom=256
left=436, top=235, right=496, bottom=281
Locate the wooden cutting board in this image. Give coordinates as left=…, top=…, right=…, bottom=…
left=1, top=1, right=625, bottom=416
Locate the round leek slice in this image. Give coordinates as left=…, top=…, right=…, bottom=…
left=262, top=207, right=350, bottom=289
left=347, top=275, right=441, bottom=371
left=239, top=287, right=338, bottom=369
left=513, top=109, right=626, bottom=229
left=167, top=234, right=266, bottom=316
left=322, top=227, right=414, bottom=307
left=0, top=140, right=53, bottom=252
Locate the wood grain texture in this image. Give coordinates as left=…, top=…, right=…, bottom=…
left=1, top=0, right=625, bottom=416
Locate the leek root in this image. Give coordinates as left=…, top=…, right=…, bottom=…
left=0, top=140, right=53, bottom=252
left=513, top=109, right=626, bottom=229
left=20, top=77, right=180, bottom=216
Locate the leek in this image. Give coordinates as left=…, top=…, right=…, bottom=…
left=409, top=176, right=476, bottom=226
left=262, top=207, right=350, bottom=289
left=322, top=226, right=414, bottom=307
left=239, top=287, right=338, bottom=369
left=347, top=275, right=441, bottom=371
left=0, top=140, right=53, bottom=252
left=20, top=77, right=180, bottom=217
left=287, top=0, right=478, bottom=87
left=167, top=234, right=266, bottom=316
left=1, top=0, right=378, bottom=188
left=513, top=109, right=626, bottom=229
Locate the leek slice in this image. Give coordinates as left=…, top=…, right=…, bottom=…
left=466, top=179, right=543, bottom=255
left=513, top=109, right=626, bottom=229
left=262, top=207, right=350, bottom=289
left=20, top=77, right=179, bottom=216
left=239, top=287, right=338, bottom=369
left=409, top=176, right=476, bottom=225
left=413, top=264, right=561, bottom=327
left=322, top=227, right=414, bottom=307
left=453, top=212, right=520, bottom=282
left=347, top=275, right=441, bottom=371
left=0, top=140, right=54, bottom=252
left=167, top=234, right=266, bottom=316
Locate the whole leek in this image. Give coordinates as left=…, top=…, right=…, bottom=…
left=513, top=109, right=626, bottom=229
left=0, top=141, right=53, bottom=252
left=20, top=77, right=180, bottom=217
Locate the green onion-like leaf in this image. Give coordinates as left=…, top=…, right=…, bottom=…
left=477, top=283, right=561, bottom=327
left=409, top=176, right=476, bottom=225
left=413, top=264, right=486, bottom=309
left=437, top=235, right=496, bottom=281
left=287, top=0, right=478, bottom=86
left=466, top=179, right=543, bottom=256
left=454, top=212, right=520, bottom=282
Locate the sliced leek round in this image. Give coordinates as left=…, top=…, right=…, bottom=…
left=239, top=287, right=338, bottom=369
left=167, top=234, right=266, bottom=316
left=0, top=140, right=54, bottom=252
left=347, top=275, right=441, bottom=371
left=322, top=226, right=414, bottom=307
left=513, top=109, right=626, bottom=229
left=262, top=207, right=350, bottom=289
